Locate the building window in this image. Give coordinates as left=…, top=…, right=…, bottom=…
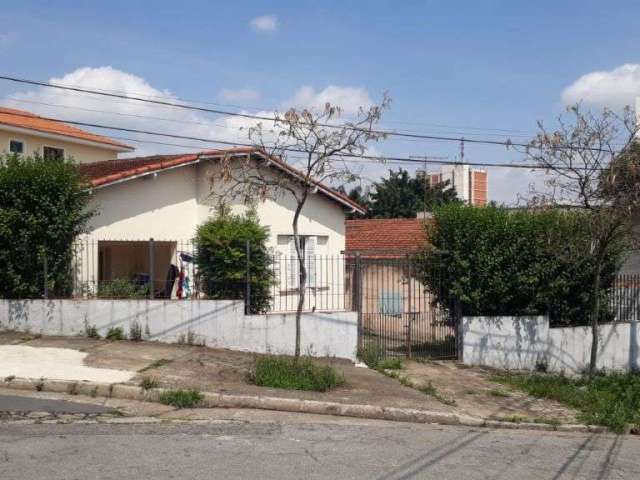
left=43, top=146, right=64, bottom=161
left=9, top=140, right=24, bottom=154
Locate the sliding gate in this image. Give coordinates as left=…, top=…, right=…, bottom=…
left=351, top=257, right=458, bottom=360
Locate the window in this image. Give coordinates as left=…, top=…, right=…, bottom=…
left=43, top=146, right=64, bottom=161
left=379, top=290, right=403, bottom=315
left=283, top=235, right=317, bottom=288
left=9, top=140, right=23, bottom=154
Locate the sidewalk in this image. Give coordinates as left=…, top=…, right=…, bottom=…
left=0, top=331, right=585, bottom=430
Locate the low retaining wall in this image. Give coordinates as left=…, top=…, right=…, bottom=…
left=0, top=300, right=357, bottom=361
left=461, top=316, right=640, bottom=374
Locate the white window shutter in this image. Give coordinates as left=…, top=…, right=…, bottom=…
left=305, top=236, right=317, bottom=287
left=288, top=236, right=298, bottom=288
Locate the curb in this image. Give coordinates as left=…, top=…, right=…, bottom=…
left=0, top=377, right=607, bottom=434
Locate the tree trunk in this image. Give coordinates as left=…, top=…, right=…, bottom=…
left=292, top=196, right=307, bottom=359
left=589, top=260, right=603, bottom=378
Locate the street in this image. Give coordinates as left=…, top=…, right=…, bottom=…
left=1, top=411, right=638, bottom=480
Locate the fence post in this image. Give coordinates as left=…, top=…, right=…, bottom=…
left=245, top=240, right=251, bottom=315
left=406, top=259, right=412, bottom=360
left=42, top=251, right=48, bottom=300
left=355, top=253, right=363, bottom=353
left=148, top=238, right=155, bottom=300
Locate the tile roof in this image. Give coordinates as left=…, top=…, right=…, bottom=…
left=0, top=106, right=132, bottom=150
left=345, top=218, right=427, bottom=258
left=79, top=148, right=365, bottom=213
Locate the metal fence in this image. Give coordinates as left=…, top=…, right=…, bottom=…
left=609, top=274, right=640, bottom=323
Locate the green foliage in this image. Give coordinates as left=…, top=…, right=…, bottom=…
left=195, top=210, right=273, bottom=313
left=129, top=321, right=143, bottom=342
left=158, top=389, right=204, bottom=408
left=357, top=343, right=384, bottom=368
left=105, top=326, right=126, bottom=341
left=249, top=355, right=346, bottom=392
left=85, top=324, right=101, bottom=339
left=139, top=376, right=159, bottom=390
left=97, top=279, right=149, bottom=299
left=0, top=154, right=92, bottom=298
left=414, top=204, right=625, bottom=325
left=367, top=169, right=459, bottom=219
left=378, top=357, right=403, bottom=370
left=491, top=372, right=640, bottom=433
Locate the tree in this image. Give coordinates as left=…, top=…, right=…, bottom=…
left=523, top=105, right=640, bottom=376
left=336, top=185, right=371, bottom=218
left=211, top=97, right=390, bottom=357
left=0, top=154, right=92, bottom=298
left=195, top=209, right=273, bottom=313
left=367, top=168, right=459, bottom=218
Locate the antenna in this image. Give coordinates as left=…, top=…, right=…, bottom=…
left=459, top=137, right=465, bottom=163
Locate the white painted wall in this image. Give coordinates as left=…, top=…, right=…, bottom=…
left=461, top=315, right=640, bottom=374
left=0, top=299, right=358, bottom=361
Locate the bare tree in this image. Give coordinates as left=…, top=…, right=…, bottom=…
left=210, top=96, right=390, bottom=358
left=523, top=104, right=640, bottom=376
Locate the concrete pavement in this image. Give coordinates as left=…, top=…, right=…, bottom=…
left=1, top=410, right=638, bottom=479
left=0, top=394, right=113, bottom=415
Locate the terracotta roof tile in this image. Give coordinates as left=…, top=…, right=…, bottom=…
left=0, top=106, right=132, bottom=150
left=345, top=218, right=427, bottom=258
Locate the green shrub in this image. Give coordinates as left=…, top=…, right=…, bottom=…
left=195, top=209, right=274, bottom=314
left=0, top=154, right=92, bottom=298
left=105, top=326, right=125, bottom=341
left=85, top=324, right=100, bottom=339
left=158, top=389, right=203, bottom=408
left=378, top=357, right=403, bottom=370
left=249, top=355, right=346, bottom=392
left=358, top=343, right=384, bottom=369
left=97, top=279, right=149, bottom=299
left=414, top=204, right=625, bottom=325
left=491, top=372, right=640, bottom=433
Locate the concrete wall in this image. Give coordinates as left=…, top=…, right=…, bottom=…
left=0, top=299, right=358, bottom=361
left=461, top=315, right=640, bottom=374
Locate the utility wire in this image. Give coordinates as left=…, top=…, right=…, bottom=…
left=0, top=74, right=618, bottom=153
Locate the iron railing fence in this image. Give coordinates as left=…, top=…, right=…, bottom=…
left=609, top=274, right=640, bottom=324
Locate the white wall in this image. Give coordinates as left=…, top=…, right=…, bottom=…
left=461, top=315, right=640, bottom=374
left=0, top=300, right=358, bottom=361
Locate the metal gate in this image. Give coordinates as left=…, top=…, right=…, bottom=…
left=350, top=256, right=458, bottom=360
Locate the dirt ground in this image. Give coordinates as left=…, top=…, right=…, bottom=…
left=0, top=332, right=580, bottom=423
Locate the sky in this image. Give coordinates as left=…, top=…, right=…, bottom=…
left=1, top=0, right=640, bottom=204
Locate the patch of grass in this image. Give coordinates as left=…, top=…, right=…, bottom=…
left=464, top=388, right=478, bottom=395
left=357, top=343, right=384, bottom=369
left=105, top=326, right=126, bottom=341
left=176, top=330, right=205, bottom=346
left=490, top=371, right=640, bottom=434
left=419, top=381, right=457, bottom=406
left=158, top=389, right=203, bottom=408
left=249, top=355, right=346, bottom=392
left=533, top=417, right=562, bottom=428
left=139, top=358, right=172, bottom=372
left=140, top=376, right=159, bottom=390
left=129, top=321, right=143, bottom=342
left=378, top=357, right=403, bottom=370
left=495, top=415, right=527, bottom=424
left=488, top=388, right=511, bottom=398
left=85, top=324, right=101, bottom=339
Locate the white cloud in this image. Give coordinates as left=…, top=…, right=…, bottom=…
left=284, top=85, right=373, bottom=115
left=218, top=88, right=260, bottom=102
left=562, top=64, right=640, bottom=109
left=250, top=15, right=278, bottom=33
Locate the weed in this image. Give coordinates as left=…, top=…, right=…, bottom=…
left=249, top=355, right=346, bottom=392
left=139, top=358, right=172, bottom=372
left=398, top=375, right=414, bottom=387
left=357, top=343, right=384, bottom=369
left=419, top=381, right=457, bottom=406
left=105, top=326, right=126, bottom=341
left=533, top=417, right=562, bottom=429
left=488, top=388, right=511, bottom=398
left=67, top=383, right=78, bottom=395
left=495, top=415, right=527, bottom=424
left=490, top=371, right=640, bottom=433
left=140, top=376, right=159, bottom=390
left=378, top=357, right=403, bottom=371
left=158, top=389, right=203, bottom=408
left=85, top=324, right=101, bottom=339
left=4, top=375, right=15, bottom=382
left=176, top=330, right=205, bottom=346
left=464, top=388, right=478, bottom=395
left=35, top=377, right=45, bottom=391
left=129, top=321, right=143, bottom=342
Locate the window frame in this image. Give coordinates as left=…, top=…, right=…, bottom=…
left=8, top=139, right=25, bottom=155
left=42, top=145, right=65, bottom=161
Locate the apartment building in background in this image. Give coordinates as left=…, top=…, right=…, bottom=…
left=427, top=164, right=488, bottom=206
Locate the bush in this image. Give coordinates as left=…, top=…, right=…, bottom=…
left=158, top=389, right=203, bottom=408
left=105, top=326, right=126, bottom=341
left=357, top=343, right=384, bottom=369
left=0, top=154, right=92, bottom=298
left=249, top=355, right=346, bottom=392
left=414, top=204, right=624, bottom=325
left=491, top=372, right=640, bottom=433
left=97, top=279, right=149, bottom=299
left=195, top=209, right=273, bottom=313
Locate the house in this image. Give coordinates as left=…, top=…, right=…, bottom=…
left=427, top=164, right=488, bottom=206
left=0, top=106, right=133, bottom=161
left=77, top=147, right=365, bottom=309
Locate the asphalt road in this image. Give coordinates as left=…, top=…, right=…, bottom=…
left=1, top=415, right=638, bottom=479
left=0, top=394, right=112, bottom=414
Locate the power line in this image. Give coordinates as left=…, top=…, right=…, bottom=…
left=0, top=74, right=618, bottom=153
left=0, top=108, right=613, bottom=172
